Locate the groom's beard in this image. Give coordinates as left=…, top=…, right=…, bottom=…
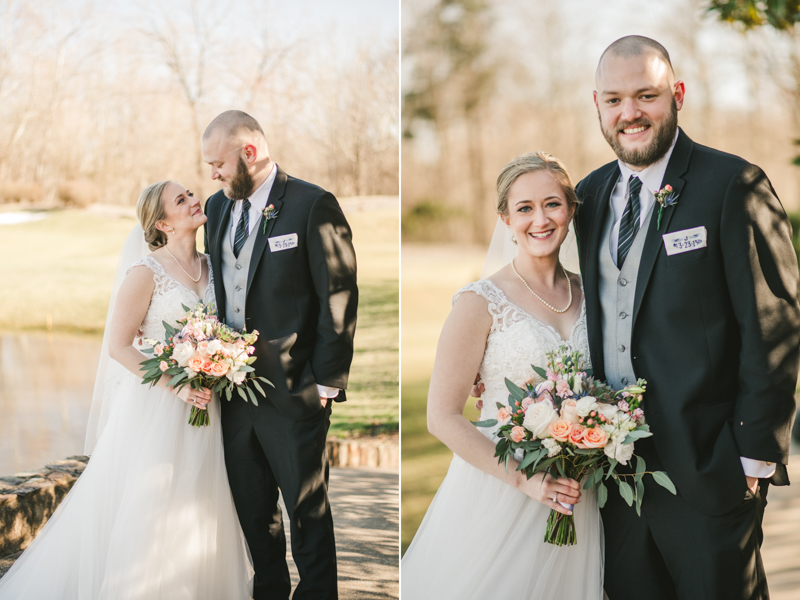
left=227, top=157, right=255, bottom=200
left=598, top=97, right=678, bottom=168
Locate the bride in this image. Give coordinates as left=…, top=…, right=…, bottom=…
left=401, top=152, right=603, bottom=598
left=0, top=181, right=253, bottom=599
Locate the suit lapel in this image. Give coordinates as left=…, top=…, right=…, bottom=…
left=631, top=129, right=693, bottom=330
left=584, top=164, right=620, bottom=379
left=210, top=195, right=232, bottom=316
left=247, top=165, right=288, bottom=293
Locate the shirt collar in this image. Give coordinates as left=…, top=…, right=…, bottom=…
left=617, top=130, right=679, bottom=195
left=243, top=162, right=277, bottom=211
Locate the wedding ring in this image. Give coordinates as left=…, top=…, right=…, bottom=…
left=553, top=494, right=558, bottom=503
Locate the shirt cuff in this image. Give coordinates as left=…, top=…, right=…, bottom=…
left=740, top=457, right=776, bottom=479
left=317, top=384, right=340, bottom=399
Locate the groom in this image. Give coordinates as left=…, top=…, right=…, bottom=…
left=574, top=36, right=800, bottom=599
left=202, top=110, right=358, bottom=600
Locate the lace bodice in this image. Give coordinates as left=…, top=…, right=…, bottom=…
left=127, top=255, right=216, bottom=344
left=453, top=279, right=590, bottom=440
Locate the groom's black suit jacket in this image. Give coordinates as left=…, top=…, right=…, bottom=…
left=575, top=129, right=800, bottom=516
left=204, top=165, right=358, bottom=421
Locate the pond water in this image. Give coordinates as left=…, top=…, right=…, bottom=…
left=0, top=331, right=101, bottom=475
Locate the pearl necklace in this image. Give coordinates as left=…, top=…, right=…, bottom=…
left=164, top=245, right=202, bottom=283
left=511, top=259, right=572, bottom=314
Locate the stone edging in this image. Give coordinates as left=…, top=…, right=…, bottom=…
left=0, top=437, right=397, bottom=567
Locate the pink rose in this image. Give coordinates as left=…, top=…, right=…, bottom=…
left=665, top=184, right=673, bottom=192
left=560, top=399, right=580, bottom=423
left=201, top=359, right=214, bottom=374
left=496, top=406, right=512, bottom=425
left=509, top=426, right=526, bottom=443
left=197, top=340, right=209, bottom=355
left=521, top=397, right=536, bottom=410
left=247, top=346, right=255, bottom=355
left=210, top=362, right=229, bottom=377
left=154, top=344, right=164, bottom=356
left=568, top=423, right=586, bottom=447
left=548, top=420, right=573, bottom=442
left=617, top=400, right=630, bottom=413
left=583, top=427, right=609, bottom=448
left=159, top=360, right=168, bottom=372
left=555, top=380, right=572, bottom=398
left=187, top=355, right=204, bottom=372
left=633, top=408, right=645, bottom=423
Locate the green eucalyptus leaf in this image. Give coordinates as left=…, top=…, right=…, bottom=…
left=652, top=471, right=677, bottom=494
left=635, top=456, right=646, bottom=482
left=618, top=480, right=634, bottom=506
left=623, top=429, right=653, bottom=444
left=472, top=418, right=498, bottom=427
left=531, top=365, right=548, bottom=379
left=505, top=378, right=527, bottom=402
left=598, top=481, right=608, bottom=508
left=606, top=459, right=618, bottom=480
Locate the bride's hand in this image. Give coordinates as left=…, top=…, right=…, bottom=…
left=175, top=386, right=212, bottom=410
left=518, top=471, right=581, bottom=515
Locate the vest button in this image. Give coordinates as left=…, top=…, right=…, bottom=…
left=235, top=286, right=241, bottom=291
left=234, top=308, right=240, bottom=313
left=235, top=263, right=243, bottom=270
left=619, top=311, right=627, bottom=319
left=621, top=377, right=628, bottom=385
left=619, top=278, right=628, bottom=286
left=618, top=344, right=626, bottom=352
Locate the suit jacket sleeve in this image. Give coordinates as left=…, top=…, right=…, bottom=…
left=721, top=164, right=800, bottom=470
left=306, top=191, right=358, bottom=390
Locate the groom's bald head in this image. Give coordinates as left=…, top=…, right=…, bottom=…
left=596, top=35, right=675, bottom=82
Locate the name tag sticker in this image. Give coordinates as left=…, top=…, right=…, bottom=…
left=662, top=226, right=707, bottom=256
left=268, top=233, right=298, bottom=252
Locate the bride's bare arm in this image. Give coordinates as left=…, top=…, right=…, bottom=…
left=426, top=291, right=580, bottom=513
left=107, top=265, right=210, bottom=409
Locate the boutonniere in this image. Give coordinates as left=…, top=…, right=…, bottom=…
left=654, top=185, right=679, bottom=231
left=261, top=204, right=280, bottom=234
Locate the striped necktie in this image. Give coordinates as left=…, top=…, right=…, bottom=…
left=233, top=199, right=251, bottom=258
left=617, top=176, right=642, bottom=268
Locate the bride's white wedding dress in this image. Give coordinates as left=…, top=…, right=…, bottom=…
left=0, top=255, right=253, bottom=599
left=401, top=279, right=604, bottom=599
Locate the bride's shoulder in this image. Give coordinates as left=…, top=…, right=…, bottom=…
left=126, top=254, right=166, bottom=278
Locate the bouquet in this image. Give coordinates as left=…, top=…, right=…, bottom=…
left=476, top=346, right=675, bottom=546
left=139, top=302, right=273, bottom=427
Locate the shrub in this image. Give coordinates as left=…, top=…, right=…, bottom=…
left=0, top=182, right=43, bottom=204
left=57, top=180, right=99, bottom=208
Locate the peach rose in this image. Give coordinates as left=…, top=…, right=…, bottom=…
left=210, top=361, right=229, bottom=377
left=568, top=423, right=586, bottom=447
left=187, top=355, right=204, bottom=372
left=154, top=344, right=164, bottom=356
left=201, top=359, right=214, bottom=374
left=560, top=399, right=580, bottom=424
left=159, top=360, right=169, bottom=372
left=496, top=406, right=512, bottom=425
left=548, top=419, right=573, bottom=442
left=509, top=426, right=526, bottom=443
left=583, top=427, right=609, bottom=448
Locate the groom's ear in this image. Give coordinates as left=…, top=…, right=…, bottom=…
left=243, top=144, right=258, bottom=164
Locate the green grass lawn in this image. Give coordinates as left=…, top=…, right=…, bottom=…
left=0, top=203, right=398, bottom=439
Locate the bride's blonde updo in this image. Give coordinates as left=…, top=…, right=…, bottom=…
left=136, top=181, right=172, bottom=250
left=496, top=151, right=579, bottom=216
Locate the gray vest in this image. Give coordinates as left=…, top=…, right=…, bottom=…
left=221, top=219, right=260, bottom=330
left=598, top=203, right=654, bottom=390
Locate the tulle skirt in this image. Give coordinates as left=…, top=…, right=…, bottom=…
left=0, top=371, right=253, bottom=599
left=401, top=454, right=604, bottom=600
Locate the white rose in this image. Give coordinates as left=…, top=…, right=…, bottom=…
left=522, top=399, right=558, bottom=439
left=206, top=339, right=222, bottom=356
left=173, top=341, right=195, bottom=367
left=575, top=396, right=598, bottom=418
left=542, top=437, right=562, bottom=457
left=597, top=403, right=617, bottom=422
left=603, top=439, right=634, bottom=465
left=226, top=370, right=246, bottom=384
left=572, top=373, right=584, bottom=395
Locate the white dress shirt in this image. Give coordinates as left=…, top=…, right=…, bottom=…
left=229, top=163, right=339, bottom=400
left=607, top=131, right=774, bottom=480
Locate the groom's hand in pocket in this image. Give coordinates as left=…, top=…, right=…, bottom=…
left=745, top=476, right=759, bottom=495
